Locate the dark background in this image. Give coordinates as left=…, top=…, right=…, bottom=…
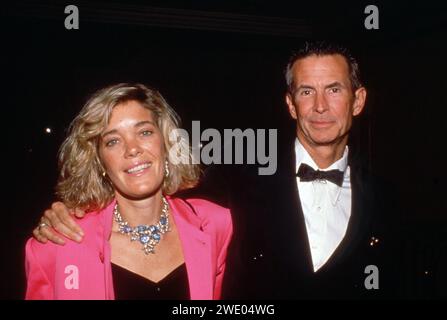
left=2, top=0, right=447, bottom=299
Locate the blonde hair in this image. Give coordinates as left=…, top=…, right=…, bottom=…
left=56, top=83, right=200, bottom=211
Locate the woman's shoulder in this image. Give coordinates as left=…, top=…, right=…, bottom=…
left=25, top=236, right=64, bottom=280
left=25, top=236, right=58, bottom=262
left=71, top=201, right=116, bottom=238
left=25, top=204, right=113, bottom=260
left=25, top=215, right=95, bottom=261
left=170, top=196, right=229, bottom=215
left=169, top=196, right=232, bottom=228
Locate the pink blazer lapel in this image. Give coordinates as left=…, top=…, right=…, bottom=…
left=100, top=200, right=116, bottom=300
left=168, top=197, right=214, bottom=300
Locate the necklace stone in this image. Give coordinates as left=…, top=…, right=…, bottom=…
left=113, top=196, right=170, bottom=254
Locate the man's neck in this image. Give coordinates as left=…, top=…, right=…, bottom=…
left=297, top=135, right=348, bottom=169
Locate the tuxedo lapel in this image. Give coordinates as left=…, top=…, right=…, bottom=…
left=316, top=160, right=373, bottom=272
left=269, top=138, right=314, bottom=275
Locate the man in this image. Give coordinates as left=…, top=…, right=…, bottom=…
left=33, top=41, right=397, bottom=299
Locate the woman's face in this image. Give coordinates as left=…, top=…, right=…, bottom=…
left=98, top=100, right=165, bottom=200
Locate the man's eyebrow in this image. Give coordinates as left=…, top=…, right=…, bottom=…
left=293, top=85, right=315, bottom=94
left=102, top=121, right=156, bottom=138
left=295, top=84, right=315, bottom=90
left=325, top=81, right=345, bottom=88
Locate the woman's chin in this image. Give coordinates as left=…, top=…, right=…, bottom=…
left=116, top=186, right=163, bottom=201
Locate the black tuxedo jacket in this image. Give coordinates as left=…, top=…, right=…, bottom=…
left=176, top=134, right=399, bottom=299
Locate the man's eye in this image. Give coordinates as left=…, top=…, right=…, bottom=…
left=330, top=87, right=341, bottom=93
left=301, top=90, right=312, bottom=96
left=105, top=139, right=118, bottom=147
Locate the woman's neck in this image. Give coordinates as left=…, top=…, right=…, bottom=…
left=114, top=191, right=164, bottom=227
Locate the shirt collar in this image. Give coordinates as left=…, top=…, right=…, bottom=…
left=295, top=138, right=350, bottom=205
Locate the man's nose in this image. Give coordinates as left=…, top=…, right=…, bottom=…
left=314, top=91, right=329, bottom=113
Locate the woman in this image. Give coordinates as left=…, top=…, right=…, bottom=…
left=25, top=83, right=232, bottom=300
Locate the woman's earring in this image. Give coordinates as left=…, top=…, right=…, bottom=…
left=164, top=160, right=170, bottom=178
left=102, top=171, right=106, bottom=177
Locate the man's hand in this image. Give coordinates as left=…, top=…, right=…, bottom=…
left=32, top=202, right=85, bottom=245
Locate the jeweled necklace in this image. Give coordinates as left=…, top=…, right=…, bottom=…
left=113, top=196, right=170, bottom=254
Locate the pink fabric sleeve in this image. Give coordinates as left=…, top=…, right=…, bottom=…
left=213, top=209, right=233, bottom=299
left=24, top=239, right=55, bottom=300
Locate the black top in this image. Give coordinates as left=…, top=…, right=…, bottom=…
left=112, top=262, right=190, bottom=300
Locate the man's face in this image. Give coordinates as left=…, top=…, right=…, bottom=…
left=286, top=54, right=366, bottom=147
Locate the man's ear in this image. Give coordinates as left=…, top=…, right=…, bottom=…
left=286, top=93, right=298, bottom=120
left=352, top=87, right=367, bottom=116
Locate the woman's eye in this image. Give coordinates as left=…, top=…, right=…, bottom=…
left=105, top=139, right=118, bottom=147
left=141, top=130, right=153, bottom=136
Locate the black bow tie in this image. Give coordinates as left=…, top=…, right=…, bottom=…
left=296, top=163, right=344, bottom=187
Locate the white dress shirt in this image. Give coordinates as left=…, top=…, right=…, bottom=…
left=295, top=138, right=352, bottom=272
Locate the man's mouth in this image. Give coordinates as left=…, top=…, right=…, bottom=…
left=310, top=120, right=334, bottom=127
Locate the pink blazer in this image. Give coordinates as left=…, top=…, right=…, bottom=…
left=25, top=196, right=232, bottom=300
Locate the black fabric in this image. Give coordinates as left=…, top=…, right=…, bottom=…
left=296, top=163, right=344, bottom=187
left=112, top=263, right=190, bottom=300
left=179, top=129, right=401, bottom=299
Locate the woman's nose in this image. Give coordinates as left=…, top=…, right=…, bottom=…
left=124, top=139, right=142, bottom=158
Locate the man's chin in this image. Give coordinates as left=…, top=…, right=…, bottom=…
left=298, top=129, right=347, bottom=147
left=307, top=134, right=339, bottom=146
left=306, top=130, right=348, bottom=147
left=312, top=140, right=338, bottom=146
